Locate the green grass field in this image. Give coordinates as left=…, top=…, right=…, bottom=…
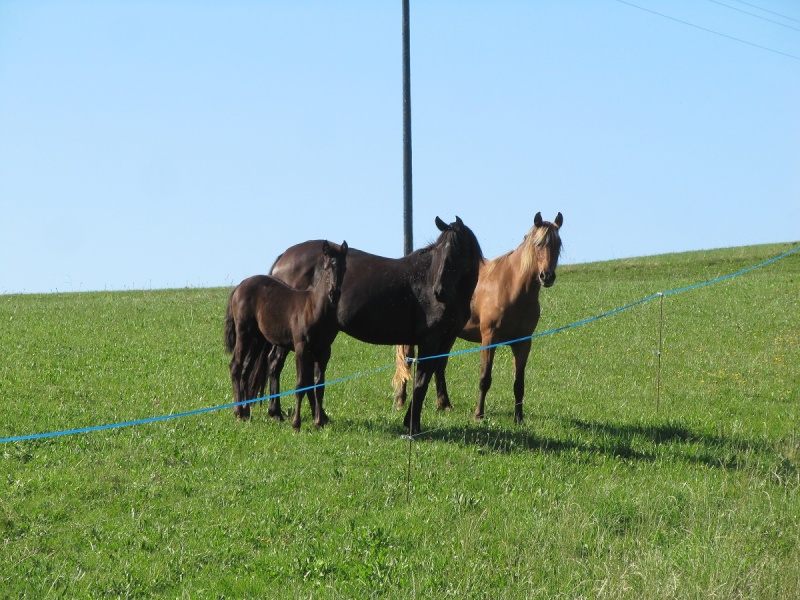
left=1, top=242, right=798, bottom=598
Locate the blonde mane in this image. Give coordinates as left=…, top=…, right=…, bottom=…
left=484, top=222, right=561, bottom=278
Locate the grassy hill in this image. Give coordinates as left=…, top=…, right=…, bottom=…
left=1, top=242, right=798, bottom=598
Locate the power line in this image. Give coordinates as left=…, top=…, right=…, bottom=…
left=730, top=0, right=800, bottom=24
left=616, top=0, right=800, bottom=60
left=706, top=0, right=800, bottom=33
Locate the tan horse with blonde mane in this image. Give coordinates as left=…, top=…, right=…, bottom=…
left=394, top=211, right=563, bottom=423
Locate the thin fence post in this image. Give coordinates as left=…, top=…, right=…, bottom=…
left=405, top=357, right=416, bottom=504
left=656, top=292, right=664, bottom=413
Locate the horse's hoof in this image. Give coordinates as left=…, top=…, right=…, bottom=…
left=473, top=413, right=484, bottom=422
left=394, top=398, right=406, bottom=410
left=437, top=401, right=452, bottom=412
left=269, top=411, right=284, bottom=422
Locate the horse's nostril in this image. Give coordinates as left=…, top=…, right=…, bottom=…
left=540, top=271, right=556, bottom=287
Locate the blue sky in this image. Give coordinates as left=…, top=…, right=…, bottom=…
left=1, top=1, right=798, bottom=294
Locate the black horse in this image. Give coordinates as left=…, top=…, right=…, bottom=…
left=269, top=216, right=483, bottom=435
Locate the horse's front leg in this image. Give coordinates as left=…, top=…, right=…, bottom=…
left=312, top=346, right=331, bottom=428
left=402, top=356, right=436, bottom=436
left=510, top=339, right=532, bottom=423
left=292, top=343, right=313, bottom=431
left=266, top=345, right=288, bottom=420
left=434, top=355, right=452, bottom=411
left=474, top=344, right=496, bottom=421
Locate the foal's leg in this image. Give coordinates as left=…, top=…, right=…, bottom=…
left=229, top=352, right=246, bottom=419
left=240, top=334, right=270, bottom=419
left=312, top=346, right=332, bottom=428
left=266, top=345, right=288, bottom=420
left=291, top=344, right=313, bottom=431
left=510, top=339, right=532, bottom=423
left=248, top=336, right=269, bottom=406
left=473, top=344, right=497, bottom=421
left=238, top=346, right=260, bottom=419
left=230, top=328, right=253, bottom=420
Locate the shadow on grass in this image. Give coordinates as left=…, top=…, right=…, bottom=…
left=353, top=413, right=797, bottom=479
left=250, top=404, right=797, bottom=483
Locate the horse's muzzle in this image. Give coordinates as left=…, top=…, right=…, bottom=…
left=540, top=271, right=556, bottom=288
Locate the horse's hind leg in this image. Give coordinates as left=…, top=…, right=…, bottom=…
left=230, top=336, right=251, bottom=420
left=229, top=353, right=247, bottom=419
left=267, top=345, right=288, bottom=420
left=247, top=335, right=269, bottom=407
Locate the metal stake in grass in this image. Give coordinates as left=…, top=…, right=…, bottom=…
left=656, top=292, right=664, bottom=413
left=404, top=356, right=417, bottom=504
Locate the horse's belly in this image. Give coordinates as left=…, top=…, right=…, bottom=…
left=340, top=316, right=411, bottom=346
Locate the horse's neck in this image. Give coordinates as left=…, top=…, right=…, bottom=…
left=504, top=246, right=541, bottom=298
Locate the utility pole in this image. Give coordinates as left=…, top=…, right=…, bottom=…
left=402, top=0, right=413, bottom=256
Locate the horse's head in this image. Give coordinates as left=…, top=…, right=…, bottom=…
left=432, top=216, right=484, bottom=301
left=321, top=240, right=348, bottom=303
left=525, top=212, right=563, bottom=288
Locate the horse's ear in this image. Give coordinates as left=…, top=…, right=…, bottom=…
left=435, top=216, right=448, bottom=231
left=455, top=215, right=464, bottom=228
left=340, top=240, right=348, bottom=255
left=322, top=240, right=331, bottom=256
left=554, top=212, right=563, bottom=228
left=534, top=212, right=543, bottom=227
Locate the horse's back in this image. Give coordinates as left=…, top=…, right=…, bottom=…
left=271, top=241, right=416, bottom=344
left=334, top=251, right=428, bottom=344
left=271, top=240, right=361, bottom=289
left=232, top=275, right=298, bottom=319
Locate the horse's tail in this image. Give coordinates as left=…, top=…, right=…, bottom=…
left=392, top=344, right=412, bottom=392
left=224, top=290, right=237, bottom=355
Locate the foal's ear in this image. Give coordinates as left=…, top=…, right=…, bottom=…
left=455, top=215, right=464, bottom=228
left=435, top=216, right=448, bottom=231
left=534, top=212, right=543, bottom=227
left=554, top=212, right=563, bottom=228
left=340, top=240, right=348, bottom=255
left=322, top=240, right=331, bottom=256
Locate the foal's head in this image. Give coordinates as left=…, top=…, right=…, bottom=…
left=522, top=212, right=563, bottom=288
left=320, top=240, right=349, bottom=303
left=432, top=215, right=484, bottom=301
